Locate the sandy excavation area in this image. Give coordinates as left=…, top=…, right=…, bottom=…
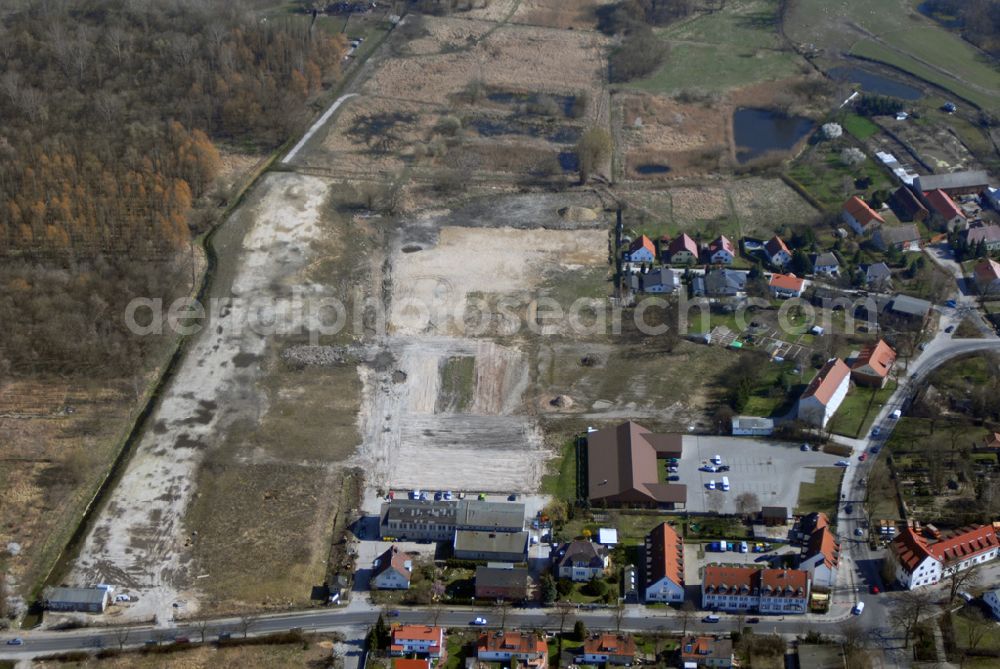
left=67, top=172, right=334, bottom=624
left=354, top=223, right=608, bottom=502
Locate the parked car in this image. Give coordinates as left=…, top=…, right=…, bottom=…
left=471, top=617, right=488, bottom=626
left=858, top=453, right=867, bottom=462
left=700, top=465, right=718, bottom=473
left=801, top=443, right=810, bottom=451
left=870, top=585, right=880, bottom=595
left=946, top=299, right=957, bottom=308
left=855, top=527, right=865, bottom=537
left=434, top=491, right=443, bottom=501
left=717, top=465, right=730, bottom=472
left=852, top=602, right=865, bottom=615
left=890, top=409, right=902, bottom=419
left=870, top=445, right=880, bottom=453
left=835, top=460, right=850, bottom=467
left=711, top=454, right=722, bottom=464
left=844, top=505, right=853, bottom=514
left=871, top=426, right=880, bottom=437
left=707, top=480, right=716, bottom=490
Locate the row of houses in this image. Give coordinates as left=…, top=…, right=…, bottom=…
left=388, top=627, right=736, bottom=669
left=625, top=234, right=792, bottom=270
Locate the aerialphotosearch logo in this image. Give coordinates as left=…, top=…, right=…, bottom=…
left=124, top=285, right=882, bottom=341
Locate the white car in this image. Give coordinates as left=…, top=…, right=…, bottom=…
left=835, top=460, right=850, bottom=467
left=890, top=409, right=902, bottom=419
left=707, top=480, right=716, bottom=490
left=700, top=465, right=718, bottom=473
left=711, top=454, right=722, bottom=465
left=852, top=601, right=865, bottom=615
left=471, top=617, right=488, bottom=626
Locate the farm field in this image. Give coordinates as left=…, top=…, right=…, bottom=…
left=785, top=0, right=1000, bottom=109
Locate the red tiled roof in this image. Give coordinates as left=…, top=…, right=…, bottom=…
left=710, top=235, right=735, bottom=255
left=975, top=258, right=1000, bottom=283
left=769, top=273, right=804, bottom=291
left=801, top=359, right=850, bottom=406
left=582, top=634, right=637, bottom=657
left=680, top=637, right=732, bottom=662
left=924, top=189, right=965, bottom=220
left=892, top=525, right=999, bottom=571
left=765, top=235, right=790, bottom=258
left=851, top=339, right=896, bottom=379
left=805, top=527, right=840, bottom=569
left=668, top=233, right=699, bottom=257
left=629, top=234, right=657, bottom=256
left=646, top=522, right=684, bottom=589
left=843, top=196, right=885, bottom=226
left=703, top=566, right=809, bottom=598
left=392, top=625, right=443, bottom=644
left=373, top=545, right=411, bottom=581
left=702, top=565, right=756, bottom=594
left=891, top=526, right=932, bottom=572
left=760, top=569, right=809, bottom=597
left=478, top=632, right=547, bottom=655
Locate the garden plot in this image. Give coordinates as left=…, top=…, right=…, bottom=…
left=728, top=178, right=819, bottom=231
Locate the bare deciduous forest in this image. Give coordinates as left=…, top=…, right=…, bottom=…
left=0, top=0, right=347, bottom=375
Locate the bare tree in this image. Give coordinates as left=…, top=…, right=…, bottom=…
left=113, top=626, right=130, bottom=650
left=890, top=589, right=935, bottom=648
left=194, top=619, right=212, bottom=643
left=238, top=614, right=256, bottom=639
left=678, top=600, right=697, bottom=638
left=945, top=564, right=981, bottom=604
left=556, top=601, right=574, bottom=635
left=430, top=603, right=445, bottom=626
left=734, top=492, right=760, bottom=517
left=840, top=618, right=866, bottom=652
left=494, top=600, right=510, bottom=629
left=963, top=609, right=990, bottom=651
left=613, top=602, right=625, bottom=633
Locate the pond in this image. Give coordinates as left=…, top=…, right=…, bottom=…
left=636, top=164, right=671, bottom=175
left=828, top=66, right=924, bottom=100
left=733, top=108, right=814, bottom=164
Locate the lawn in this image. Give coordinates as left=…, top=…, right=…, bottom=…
left=541, top=438, right=580, bottom=503
left=950, top=609, right=1000, bottom=655
left=629, top=0, right=805, bottom=93
left=740, top=362, right=803, bottom=419
left=841, top=113, right=879, bottom=140
left=828, top=381, right=897, bottom=438
left=785, top=0, right=1000, bottom=109
left=786, top=143, right=894, bottom=208
left=794, top=467, right=844, bottom=520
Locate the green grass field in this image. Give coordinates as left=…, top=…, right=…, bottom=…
left=828, top=381, right=897, bottom=438
left=786, top=0, right=1000, bottom=109
left=786, top=143, right=894, bottom=208
left=841, top=113, right=879, bottom=140
left=628, top=0, right=805, bottom=93
left=794, top=467, right=844, bottom=520
left=541, top=439, right=579, bottom=502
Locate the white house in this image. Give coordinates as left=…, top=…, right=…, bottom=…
left=769, top=272, right=804, bottom=299
left=842, top=196, right=885, bottom=235
left=889, top=525, right=999, bottom=590
left=708, top=236, right=736, bottom=265
left=644, top=523, right=685, bottom=603
left=702, top=566, right=810, bottom=614
left=765, top=235, right=792, bottom=268
left=984, top=589, right=1000, bottom=620
left=371, top=545, right=412, bottom=590
left=799, top=527, right=839, bottom=591
left=554, top=540, right=608, bottom=582
left=390, top=626, right=445, bottom=657
left=813, top=252, right=840, bottom=277
left=625, top=235, right=657, bottom=264
left=796, top=358, right=851, bottom=428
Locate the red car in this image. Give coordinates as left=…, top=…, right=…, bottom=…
left=870, top=585, right=880, bottom=594
left=858, top=453, right=867, bottom=462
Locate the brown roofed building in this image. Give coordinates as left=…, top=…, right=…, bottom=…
left=842, top=195, right=886, bottom=234
left=644, top=522, right=685, bottom=603
left=702, top=566, right=811, bottom=614
left=554, top=540, right=609, bottom=582
left=477, top=631, right=547, bottom=669
left=586, top=422, right=687, bottom=509
left=797, top=359, right=851, bottom=428
left=974, top=258, right=1000, bottom=294
left=800, top=527, right=840, bottom=590
left=890, top=187, right=928, bottom=222
left=851, top=339, right=896, bottom=388
left=679, top=636, right=734, bottom=668
left=581, top=634, right=638, bottom=665
left=924, top=189, right=966, bottom=230
left=964, top=224, right=1000, bottom=252
left=765, top=235, right=792, bottom=267
left=667, top=233, right=700, bottom=264
left=475, top=566, right=531, bottom=601
left=371, top=545, right=412, bottom=590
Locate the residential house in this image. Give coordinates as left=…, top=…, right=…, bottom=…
left=984, top=589, right=1000, bottom=620
left=759, top=506, right=790, bottom=527
left=872, top=224, right=920, bottom=251
left=813, top=252, right=840, bottom=277
left=585, top=421, right=687, bottom=509
left=42, top=587, right=110, bottom=614
left=640, top=268, right=680, bottom=294
left=889, top=294, right=931, bottom=321
left=679, top=636, right=734, bottom=669
left=453, top=530, right=528, bottom=563
left=477, top=631, right=547, bottom=669
left=796, top=358, right=851, bottom=428
left=850, top=339, right=896, bottom=388
left=581, top=634, right=637, bottom=666
left=475, top=566, right=531, bottom=601
left=800, top=526, right=840, bottom=591
left=702, top=269, right=747, bottom=297
left=668, top=234, right=700, bottom=265
left=554, top=540, right=609, bottom=582
left=644, top=522, right=685, bottom=603
left=842, top=196, right=885, bottom=235
left=983, top=432, right=1000, bottom=451
left=796, top=512, right=830, bottom=542
left=379, top=499, right=525, bottom=541
left=625, top=235, right=657, bottom=264
left=974, top=258, right=1000, bottom=294
left=731, top=416, right=774, bottom=437
left=915, top=170, right=990, bottom=196
left=890, top=186, right=929, bottom=222
left=765, top=235, right=792, bottom=268
left=963, top=223, right=1000, bottom=253
left=701, top=566, right=811, bottom=614
left=888, top=524, right=999, bottom=589
left=371, top=545, right=412, bottom=590
left=924, top=189, right=966, bottom=230
left=769, top=273, right=804, bottom=299
left=390, top=625, right=445, bottom=658
left=862, top=262, right=892, bottom=289
left=708, top=236, right=736, bottom=265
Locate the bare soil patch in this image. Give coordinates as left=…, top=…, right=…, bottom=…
left=511, top=0, right=612, bottom=30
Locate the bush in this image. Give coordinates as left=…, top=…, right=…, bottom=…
left=840, top=147, right=866, bottom=166
left=557, top=578, right=575, bottom=596
left=584, top=576, right=608, bottom=597
left=573, top=620, right=587, bottom=641
left=608, top=26, right=669, bottom=83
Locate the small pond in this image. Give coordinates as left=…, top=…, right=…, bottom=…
left=733, top=108, right=814, bottom=164
left=558, top=151, right=580, bottom=172
left=828, top=66, right=924, bottom=100
left=636, top=164, right=671, bottom=175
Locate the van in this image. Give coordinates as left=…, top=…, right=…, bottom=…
left=721, top=476, right=730, bottom=491
left=852, top=601, right=865, bottom=615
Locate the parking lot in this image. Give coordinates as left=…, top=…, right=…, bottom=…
left=676, top=435, right=843, bottom=514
